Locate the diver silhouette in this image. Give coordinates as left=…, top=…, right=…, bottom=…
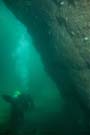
left=2, top=91, right=34, bottom=135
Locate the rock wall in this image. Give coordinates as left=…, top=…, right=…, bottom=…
left=3, top=0, right=90, bottom=134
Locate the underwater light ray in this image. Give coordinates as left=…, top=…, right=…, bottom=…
left=12, top=32, right=31, bottom=92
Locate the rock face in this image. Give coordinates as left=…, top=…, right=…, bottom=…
left=3, top=0, right=90, bottom=134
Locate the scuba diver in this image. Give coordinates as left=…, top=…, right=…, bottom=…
left=2, top=91, right=34, bottom=135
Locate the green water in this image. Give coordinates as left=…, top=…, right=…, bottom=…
left=1, top=1, right=89, bottom=135
left=0, top=1, right=62, bottom=134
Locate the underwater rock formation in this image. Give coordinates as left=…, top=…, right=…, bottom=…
left=3, top=0, right=90, bottom=134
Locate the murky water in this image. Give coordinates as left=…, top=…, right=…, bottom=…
left=0, top=1, right=62, bottom=135
left=0, top=0, right=90, bottom=135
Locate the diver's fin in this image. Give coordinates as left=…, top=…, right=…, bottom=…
left=2, top=94, right=14, bottom=103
